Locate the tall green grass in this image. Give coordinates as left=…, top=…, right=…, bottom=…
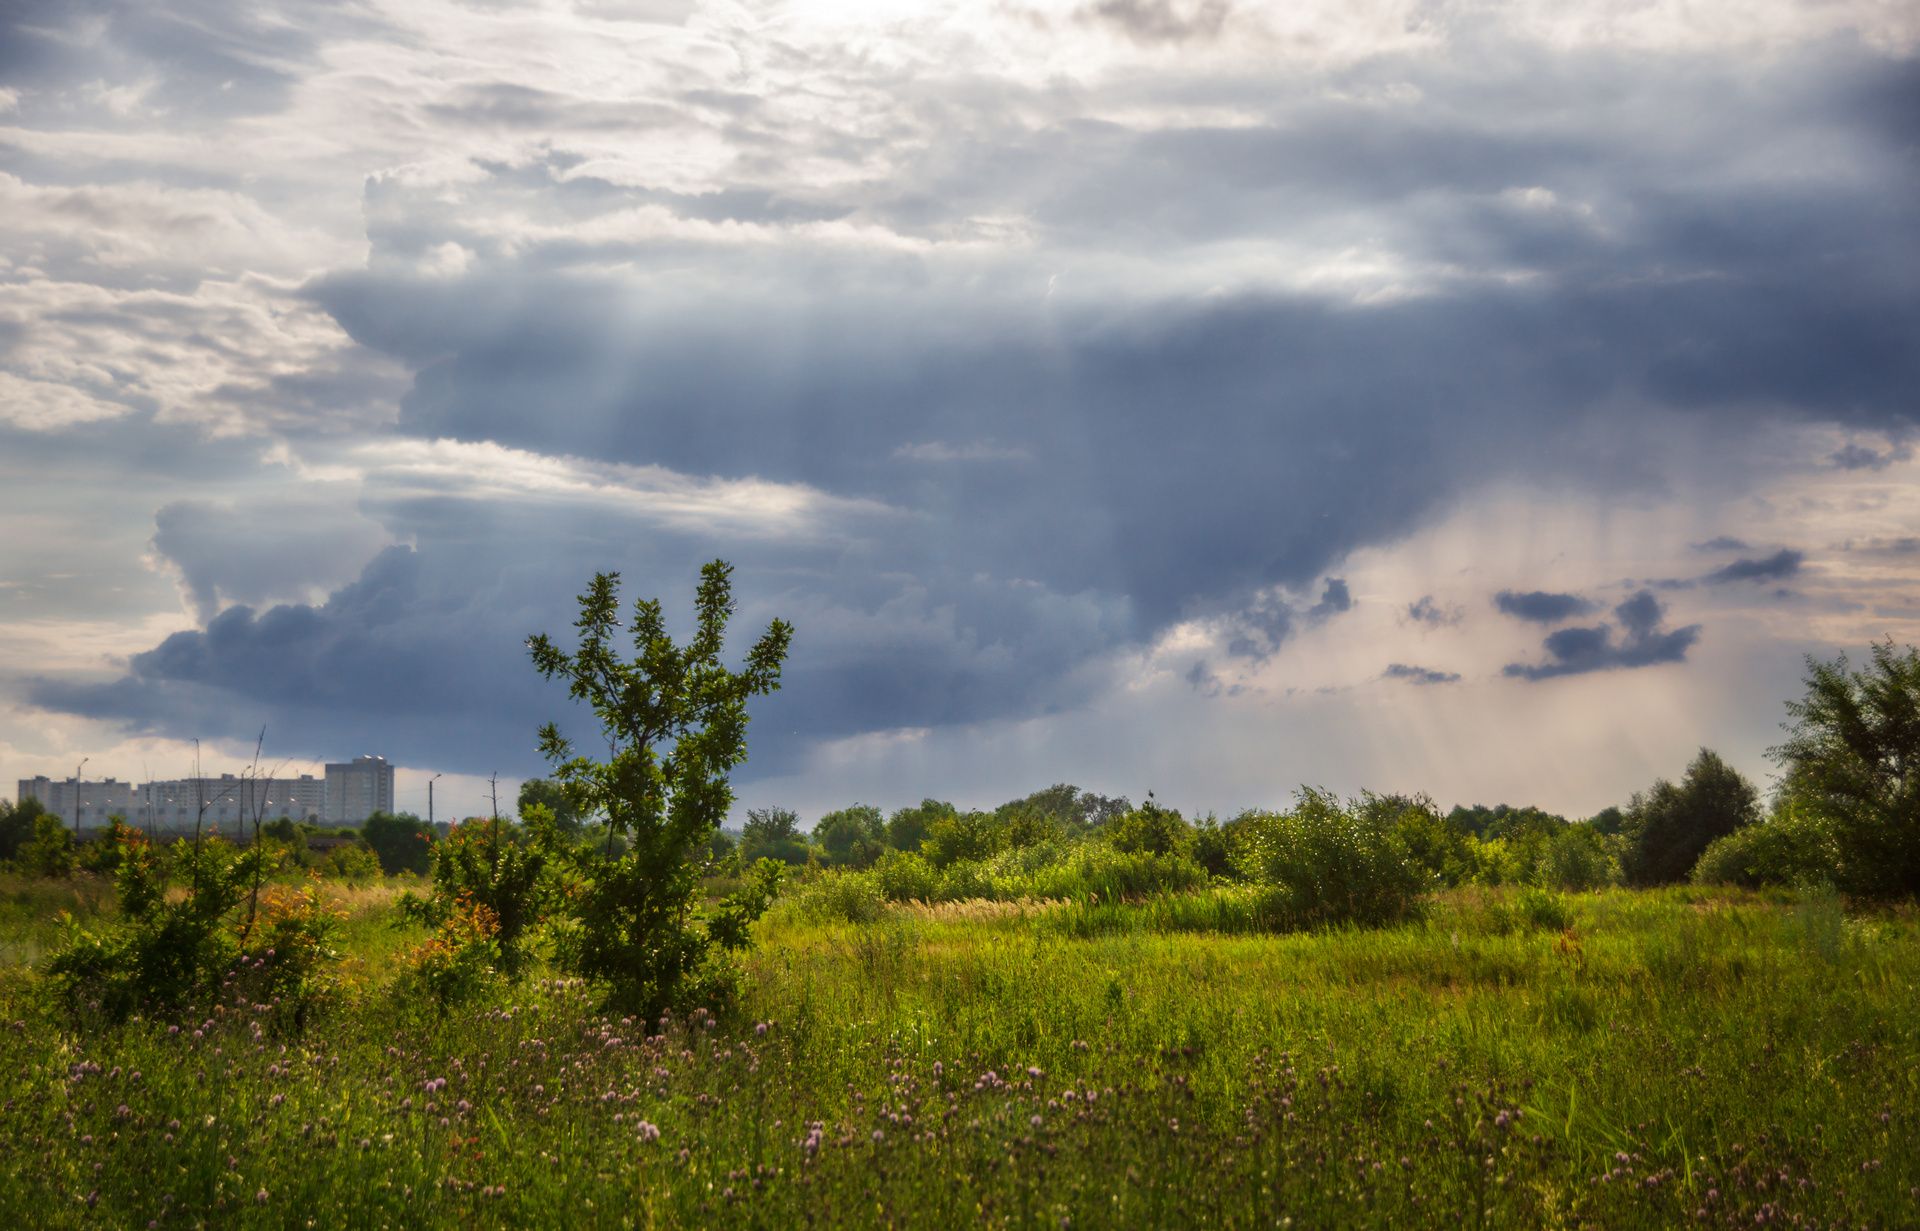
left=0, top=885, right=1914, bottom=1226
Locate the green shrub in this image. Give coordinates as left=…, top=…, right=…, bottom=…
left=19, top=813, right=75, bottom=878
left=937, top=859, right=995, bottom=901
left=921, top=811, right=1003, bottom=869
left=1234, top=788, right=1426, bottom=929
left=1691, top=805, right=1840, bottom=889
left=873, top=848, right=938, bottom=902
left=47, top=829, right=340, bottom=1030
left=1514, top=886, right=1573, bottom=931
left=1104, top=798, right=1191, bottom=857
left=783, top=870, right=885, bottom=924
left=1537, top=825, right=1620, bottom=891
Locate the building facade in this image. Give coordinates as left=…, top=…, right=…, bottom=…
left=18, top=760, right=379, bottom=832
left=324, top=756, right=395, bottom=824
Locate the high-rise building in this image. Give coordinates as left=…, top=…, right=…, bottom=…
left=17, top=776, right=135, bottom=830
left=324, top=755, right=395, bottom=824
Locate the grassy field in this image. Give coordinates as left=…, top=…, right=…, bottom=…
left=0, top=879, right=1916, bottom=1227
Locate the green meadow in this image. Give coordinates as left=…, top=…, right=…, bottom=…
left=1, top=878, right=1914, bottom=1228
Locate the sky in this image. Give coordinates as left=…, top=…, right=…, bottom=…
left=2, top=0, right=1917, bottom=824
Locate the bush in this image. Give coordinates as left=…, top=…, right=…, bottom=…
left=362, top=811, right=434, bottom=875
left=1234, top=788, right=1426, bottom=929
left=921, top=811, right=1003, bottom=869
left=19, top=813, right=75, bottom=878
left=1104, top=798, right=1192, bottom=857
left=813, top=804, right=885, bottom=869
left=783, top=871, right=885, bottom=924
left=1537, top=825, right=1620, bottom=891
left=1622, top=749, right=1760, bottom=886
left=324, top=843, right=382, bottom=882
left=873, top=848, right=938, bottom=902
left=1691, top=805, right=1840, bottom=889
left=47, top=829, right=340, bottom=1030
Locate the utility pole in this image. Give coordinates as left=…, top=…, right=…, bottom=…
left=72, top=756, right=89, bottom=837
left=429, top=773, right=443, bottom=831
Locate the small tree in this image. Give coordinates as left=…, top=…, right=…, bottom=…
left=528, top=561, right=791, bottom=1016
left=1770, top=640, right=1920, bottom=897
left=21, top=812, right=76, bottom=878
left=740, top=806, right=809, bottom=864
left=362, top=811, right=435, bottom=875
left=813, top=804, right=885, bottom=868
left=518, top=778, right=584, bottom=834
left=1622, top=749, right=1760, bottom=886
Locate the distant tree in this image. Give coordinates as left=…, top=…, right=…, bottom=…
left=517, top=778, right=583, bottom=833
left=261, top=817, right=302, bottom=844
left=707, top=827, right=737, bottom=863
left=885, top=799, right=955, bottom=853
left=740, top=806, right=809, bottom=865
left=0, top=796, right=47, bottom=863
left=920, top=810, right=1003, bottom=869
left=1622, top=749, right=1760, bottom=886
left=1104, top=794, right=1191, bottom=856
left=1587, top=806, right=1626, bottom=836
left=813, top=804, right=885, bottom=868
left=362, top=811, right=435, bottom=876
left=1770, top=640, right=1920, bottom=896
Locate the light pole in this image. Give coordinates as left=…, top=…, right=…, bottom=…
left=72, top=756, right=88, bottom=837
left=428, top=773, right=443, bottom=831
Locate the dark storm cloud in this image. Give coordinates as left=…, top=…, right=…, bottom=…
left=1383, top=663, right=1460, bottom=686
left=1692, top=536, right=1748, bottom=552
left=18, top=27, right=1920, bottom=774
left=1494, top=590, right=1598, bottom=623
left=1503, top=590, right=1700, bottom=681
left=1829, top=440, right=1912, bottom=471
left=1701, top=549, right=1804, bottom=586
left=1308, top=578, right=1352, bottom=619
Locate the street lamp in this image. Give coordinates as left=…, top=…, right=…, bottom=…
left=72, top=757, right=89, bottom=837
left=428, top=773, right=443, bottom=830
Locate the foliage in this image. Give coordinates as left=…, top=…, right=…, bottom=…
left=1190, top=815, right=1239, bottom=879
left=362, top=811, right=436, bottom=876
left=1378, top=795, right=1478, bottom=887
left=77, top=818, right=139, bottom=875
left=1692, top=803, right=1841, bottom=889
left=404, top=898, right=505, bottom=1010
left=45, top=828, right=340, bottom=1030
left=517, top=777, right=585, bottom=833
left=405, top=814, right=552, bottom=975
left=1770, top=640, right=1920, bottom=897
left=741, top=806, right=809, bottom=865
left=883, top=799, right=953, bottom=853
left=1103, top=796, right=1192, bottom=857
left=19, top=813, right=75, bottom=878
left=0, top=796, right=46, bottom=863
left=920, top=810, right=1004, bottom=869
left=325, top=842, right=383, bottom=882
left=872, top=848, right=939, bottom=902
left=812, top=804, right=885, bottom=868
left=1234, top=788, right=1426, bottom=929
left=1534, top=823, right=1620, bottom=891
left=704, top=858, right=787, bottom=951
left=527, top=560, right=791, bottom=1017
left=1622, top=749, right=1760, bottom=886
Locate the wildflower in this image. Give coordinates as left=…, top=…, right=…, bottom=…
left=637, top=1120, right=661, bottom=1143
left=255, top=1189, right=269, bottom=1204
left=755, top=1022, right=770, bottom=1037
